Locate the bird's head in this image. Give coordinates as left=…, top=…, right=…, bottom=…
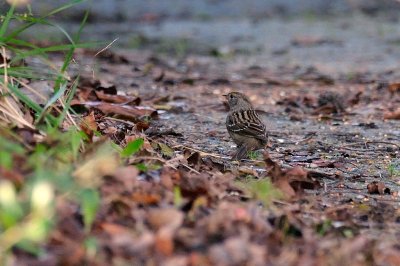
left=223, top=91, right=253, bottom=110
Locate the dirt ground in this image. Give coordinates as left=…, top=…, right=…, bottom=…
left=12, top=12, right=400, bottom=265
left=76, top=14, right=400, bottom=183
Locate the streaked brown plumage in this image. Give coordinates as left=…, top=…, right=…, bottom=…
left=224, top=92, right=268, bottom=160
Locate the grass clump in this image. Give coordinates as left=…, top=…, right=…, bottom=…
left=0, top=0, right=106, bottom=261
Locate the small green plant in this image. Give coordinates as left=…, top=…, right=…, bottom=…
left=121, top=138, right=144, bottom=157
left=388, top=163, right=395, bottom=177
left=388, top=162, right=400, bottom=178
left=316, top=219, right=332, bottom=236
left=236, top=179, right=283, bottom=205
left=135, top=163, right=148, bottom=172
left=247, top=150, right=261, bottom=160
left=0, top=128, right=85, bottom=257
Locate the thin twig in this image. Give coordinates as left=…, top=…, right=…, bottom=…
left=1, top=47, right=27, bottom=124
left=179, top=163, right=201, bottom=175
left=341, top=141, right=400, bottom=150
left=94, top=38, right=119, bottom=57
left=129, top=155, right=200, bottom=174
left=366, top=141, right=400, bottom=149
left=172, top=143, right=230, bottom=159
left=0, top=103, right=34, bottom=129
left=103, top=116, right=137, bottom=127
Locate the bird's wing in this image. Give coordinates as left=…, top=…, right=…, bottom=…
left=227, top=110, right=268, bottom=141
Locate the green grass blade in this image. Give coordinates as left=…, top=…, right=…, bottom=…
left=0, top=66, right=58, bottom=80
left=75, top=10, right=89, bottom=42
left=56, top=76, right=79, bottom=127
left=6, top=38, right=42, bottom=49
left=45, top=0, right=85, bottom=18
left=9, top=42, right=100, bottom=64
left=4, top=0, right=85, bottom=41
left=0, top=4, right=15, bottom=38
left=1, top=67, right=38, bottom=79
left=48, top=22, right=75, bottom=45
left=54, top=10, right=89, bottom=91
left=43, top=83, right=68, bottom=111
left=11, top=16, right=75, bottom=46
left=35, top=82, right=68, bottom=123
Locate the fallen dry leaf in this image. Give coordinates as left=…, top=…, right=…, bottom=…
left=374, top=247, right=400, bottom=266
left=72, top=101, right=158, bottom=121
left=112, top=166, right=139, bottom=191
left=131, top=192, right=161, bottom=205
left=155, top=228, right=174, bottom=256
left=264, top=152, right=321, bottom=197
left=160, top=167, right=180, bottom=189
left=387, top=82, right=400, bottom=93
left=0, top=167, right=24, bottom=187
left=313, top=91, right=345, bottom=114
left=367, top=181, right=390, bottom=195
left=100, top=222, right=132, bottom=235
left=135, top=121, right=150, bottom=131
left=184, top=151, right=201, bottom=170
left=80, top=111, right=97, bottom=140
left=178, top=171, right=210, bottom=199
left=95, top=103, right=158, bottom=120
left=384, top=109, right=400, bottom=120
left=147, top=208, right=184, bottom=256
left=94, top=90, right=141, bottom=106
left=208, top=237, right=266, bottom=266
left=147, top=208, right=184, bottom=231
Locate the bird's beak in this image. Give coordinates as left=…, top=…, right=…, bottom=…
left=222, top=94, right=227, bottom=97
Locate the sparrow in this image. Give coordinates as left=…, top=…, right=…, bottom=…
left=224, top=91, right=268, bottom=160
